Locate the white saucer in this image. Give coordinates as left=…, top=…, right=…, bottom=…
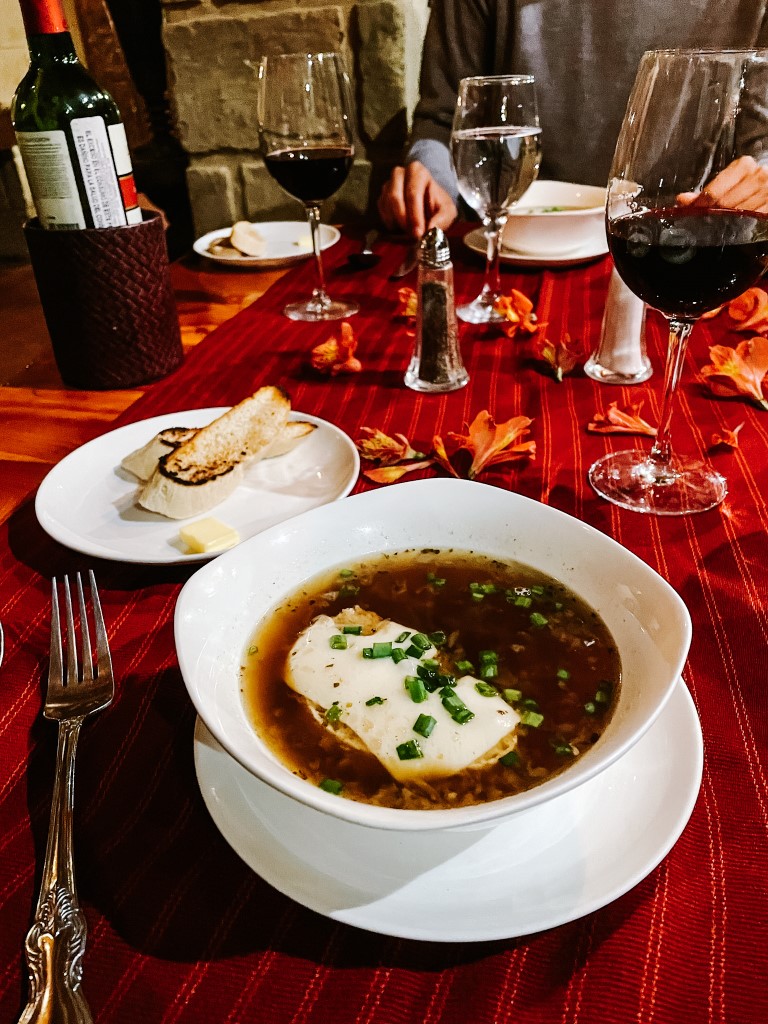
left=463, top=227, right=609, bottom=267
left=194, top=678, right=702, bottom=942
left=35, top=408, right=359, bottom=565
left=193, top=221, right=340, bottom=268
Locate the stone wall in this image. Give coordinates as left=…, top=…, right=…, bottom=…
left=162, top=0, right=430, bottom=236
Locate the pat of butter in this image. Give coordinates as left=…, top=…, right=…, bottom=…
left=179, top=518, right=239, bottom=554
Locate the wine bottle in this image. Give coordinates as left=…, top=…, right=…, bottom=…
left=12, top=0, right=143, bottom=229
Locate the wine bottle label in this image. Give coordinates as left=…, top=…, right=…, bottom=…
left=15, top=129, right=86, bottom=229
left=107, top=123, right=142, bottom=225
left=70, top=116, right=130, bottom=227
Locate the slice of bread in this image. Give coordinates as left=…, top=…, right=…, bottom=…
left=158, top=386, right=291, bottom=484
left=121, top=426, right=197, bottom=481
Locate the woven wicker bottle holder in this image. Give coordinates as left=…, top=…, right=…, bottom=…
left=24, top=211, right=183, bottom=389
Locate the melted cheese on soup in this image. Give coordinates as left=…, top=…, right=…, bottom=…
left=285, top=614, right=519, bottom=781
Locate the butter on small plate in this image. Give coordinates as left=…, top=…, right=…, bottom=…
left=179, top=518, right=240, bottom=554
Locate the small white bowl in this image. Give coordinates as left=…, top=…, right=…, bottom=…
left=502, top=180, right=607, bottom=256
left=175, top=478, right=691, bottom=833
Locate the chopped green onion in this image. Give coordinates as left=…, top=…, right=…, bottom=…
left=421, top=657, right=440, bottom=669
left=362, top=647, right=374, bottom=659
left=396, top=739, right=423, bottom=760
left=503, top=688, right=522, bottom=703
left=479, top=650, right=498, bottom=664
left=413, top=714, right=437, bottom=738
left=416, top=664, right=440, bottom=691
left=339, top=583, right=360, bottom=598
left=329, top=634, right=348, bottom=650
left=439, top=684, right=456, bottom=697
left=395, top=631, right=411, bottom=643
left=404, top=644, right=424, bottom=659
left=530, top=612, right=548, bottom=628
left=391, top=647, right=408, bottom=665
left=371, top=641, right=393, bottom=658
left=342, top=624, right=363, bottom=635
left=531, top=585, right=545, bottom=596
left=520, top=709, right=544, bottom=728
left=584, top=701, right=597, bottom=715
left=442, top=692, right=475, bottom=724
left=325, top=703, right=342, bottom=722
left=552, top=740, right=575, bottom=756
left=471, top=593, right=485, bottom=603
left=428, top=630, right=447, bottom=647
left=319, top=778, right=343, bottom=794
left=453, top=707, right=475, bottom=725
left=500, top=750, right=520, bottom=768
left=479, top=663, right=498, bottom=681
left=410, top=632, right=431, bottom=651
left=455, top=660, right=474, bottom=674
left=426, top=573, right=446, bottom=587
left=514, top=595, right=533, bottom=608
left=338, top=569, right=355, bottom=578
left=595, top=683, right=612, bottom=703
left=405, top=676, right=428, bottom=703
left=521, top=697, right=540, bottom=710
left=365, top=696, right=386, bottom=706
left=475, top=681, right=497, bottom=697
left=556, top=668, right=571, bottom=680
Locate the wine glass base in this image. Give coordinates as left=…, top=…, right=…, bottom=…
left=583, top=352, right=653, bottom=385
left=284, top=298, right=359, bottom=322
left=457, top=297, right=505, bottom=325
left=588, top=449, right=727, bottom=516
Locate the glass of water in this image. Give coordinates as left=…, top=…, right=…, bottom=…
left=450, top=76, right=541, bottom=324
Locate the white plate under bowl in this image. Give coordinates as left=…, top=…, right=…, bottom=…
left=193, top=221, right=340, bottom=268
left=35, top=408, right=359, bottom=565
left=175, top=478, right=692, bottom=832
left=463, top=227, right=609, bottom=267
left=194, top=678, right=702, bottom=941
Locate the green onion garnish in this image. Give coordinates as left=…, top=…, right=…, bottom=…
left=365, top=696, right=386, bottom=706
left=479, top=663, right=498, bottom=681
left=405, top=645, right=424, bottom=659
left=319, top=778, right=343, bottom=794
left=410, top=633, right=431, bottom=651
left=342, top=624, right=363, bottom=635
left=479, top=650, right=498, bottom=664
left=584, top=701, right=597, bottom=715
left=475, top=681, right=497, bottom=697
left=421, top=657, right=440, bottom=669
left=339, top=583, right=360, bottom=598
left=552, top=740, right=575, bottom=756
left=556, top=668, right=571, bottom=680
left=329, top=634, right=347, bottom=650
left=500, top=750, right=520, bottom=768
left=426, top=573, right=446, bottom=587
left=595, top=683, right=612, bottom=703
left=515, top=595, right=533, bottom=608
left=338, top=569, right=355, bottom=578
left=413, top=714, right=437, bottom=738
left=362, top=647, right=374, bottom=659
left=521, top=697, right=540, bottom=710
left=428, top=631, right=447, bottom=647
left=391, top=647, right=407, bottom=664
left=442, top=692, right=475, bottom=724
left=405, top=676, right=428, bottom=703
left=325, top=703, right=342, bottom=722
left=396, top=739, right=423, bottom=760
left=530, top=612, right=548, bottom=628
left=371, top=641, right=393, bottom=658
left=395, top=631, right=411, bottom=643
left=531, top=585, right=545, bottom=596
left=455, top=660, right=474, bottom=674
left=520, top=709, right=544, bottom=728
left=503, top=688, right=522, bottom=703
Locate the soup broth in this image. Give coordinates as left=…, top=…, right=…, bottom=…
left=241, top=550, right=621, bottom=810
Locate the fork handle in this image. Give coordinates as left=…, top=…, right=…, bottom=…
left=18, top=719, right=93, bottom=1024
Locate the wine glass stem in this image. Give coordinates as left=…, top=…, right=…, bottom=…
left=481, top=213, right=506, bottom=304
left=648, top=318, right=694, bottom=474
left=306, top=203, right=330, bottom=305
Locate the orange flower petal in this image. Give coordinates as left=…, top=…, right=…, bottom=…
left=588, top=401, right=657, bottom=436
left=533, top=333, right=583, bottom=381
left=310, top=322, right=362, bottom=376
left=493, top=289, right=540, bottom=340
left=727, top=287, right=768, bottom=331
left=447, top=411, right=535, bottom=479
left=700, top=337, right=768, bottom=408
left=710, top=422, right=744, bottom=449
left=363, top=460, right=434, bottom=483
left=356, top=427, right=423, bottom=465
left=396, top=286, right=418, bottom=319
left=431, top=434, right=460, bottom=478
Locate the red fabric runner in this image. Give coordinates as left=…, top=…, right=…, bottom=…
left=1, top=230, right=767, bottom=1024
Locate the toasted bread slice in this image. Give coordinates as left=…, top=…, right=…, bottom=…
left=121, top=426, right=197, bottom=481
left=159, top=386, right=291, bottom=485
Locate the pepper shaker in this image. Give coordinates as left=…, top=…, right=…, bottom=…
left=584, top=267, right=653, bottom=384
left=404, top=227, right=469, bottom=393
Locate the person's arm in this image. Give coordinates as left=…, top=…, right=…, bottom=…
left=378, top=0, right=496, bottom=236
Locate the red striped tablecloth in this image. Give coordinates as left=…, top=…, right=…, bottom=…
left=1, top=230, right=766, bottom=1024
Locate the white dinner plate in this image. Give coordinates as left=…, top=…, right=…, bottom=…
left=193, top=221, right=341, bottom=268
left=463, top=226, right=609, bottom=268
left=35, top=408, right=359, bottom=565
left=194, top=678, right=702, bottom=942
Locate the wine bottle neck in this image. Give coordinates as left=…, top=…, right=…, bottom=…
left=26, top=30, right=79, bottom=63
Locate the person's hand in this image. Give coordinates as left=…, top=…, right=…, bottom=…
left=677, top=155, right=768, bottom=213
left=378, top=161, right=458, bottom=238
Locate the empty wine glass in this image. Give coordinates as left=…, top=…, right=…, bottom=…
left=589, top=49, right=768, bottom=515
left=450, top=75, right=541, bottom=324
left=258, top=52, right=358, bottom=321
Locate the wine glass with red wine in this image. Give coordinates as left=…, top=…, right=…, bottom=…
left=258, top=52, right=358, bottom=321
left=590, top=49, right=768, bottom=515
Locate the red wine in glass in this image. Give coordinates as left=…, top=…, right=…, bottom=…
left=608, top=207, right=768, bottom=317
left=262, top=146, right=353, bottom=205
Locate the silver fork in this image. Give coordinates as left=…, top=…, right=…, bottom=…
left=18, top=572, right=114, bottom=1024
